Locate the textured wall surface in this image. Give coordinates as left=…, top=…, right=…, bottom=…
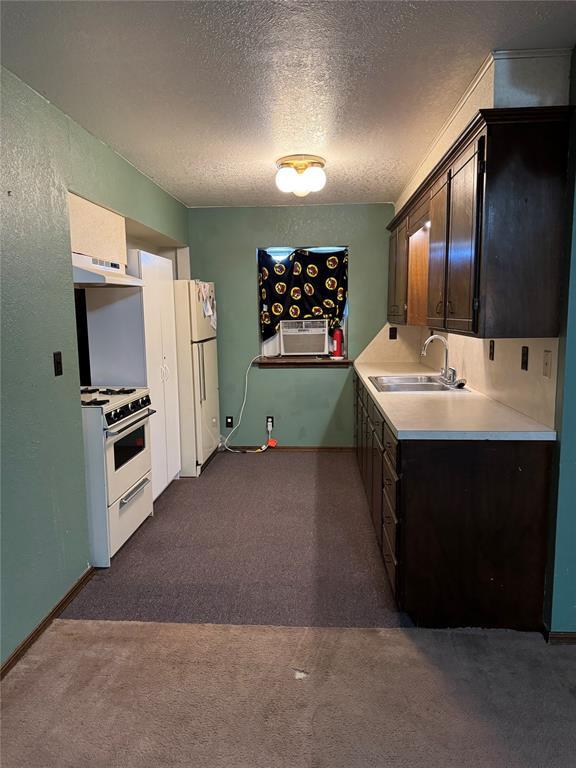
left=0, top=68, right=187, bottom=663
left=188, top=204, right=392, bottom=447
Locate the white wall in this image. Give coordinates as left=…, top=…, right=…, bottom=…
left=395, top=49, right=571, bottom=210
left=358, top=326, right=558, bottom=428
left=394, top=55, right=495, bottom=211
left=492, top=49, right=571, bottom=108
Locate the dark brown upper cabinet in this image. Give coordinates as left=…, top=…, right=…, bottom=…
left=427, top=175, right=449, bottom=328
left=387, top=220, right=408, bottom=324
left=389, top=107, right=571, bottom=338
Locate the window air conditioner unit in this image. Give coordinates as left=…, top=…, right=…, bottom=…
left=279, top=319, right=329, bottom=355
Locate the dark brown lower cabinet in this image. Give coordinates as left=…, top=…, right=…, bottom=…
left=354, top=374, right=553, bottom=630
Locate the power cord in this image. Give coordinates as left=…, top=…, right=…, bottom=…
left=222, top=355, right=274, bottom=454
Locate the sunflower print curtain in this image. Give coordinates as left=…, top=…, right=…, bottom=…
left=258, top=247, right=348, bottom=341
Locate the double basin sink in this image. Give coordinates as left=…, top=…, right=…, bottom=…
left=368, top=375, right=468, bottom=393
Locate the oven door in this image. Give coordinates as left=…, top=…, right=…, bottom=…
left=104, top=409, right=154, bottom=506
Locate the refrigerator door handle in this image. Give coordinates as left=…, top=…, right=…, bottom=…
left=199, top=343, right=206, bottom=402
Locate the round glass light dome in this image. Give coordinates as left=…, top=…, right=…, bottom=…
left=275, top=166, right=298, bottom=193
left=302, top=165, right=326, bottom=192
left=292, top=173, right=311, bottom=197
left=274, top=156, right=327, bottom=197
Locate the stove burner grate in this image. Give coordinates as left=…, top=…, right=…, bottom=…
left=99, top=387, right=137, bottom=396
left=83, top=398, right=110, bottom=406
left=81, top=387, right=99, bottom=394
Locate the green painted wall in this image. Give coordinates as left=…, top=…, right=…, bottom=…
left=549, top=49, right=576, bottom=633
left=188, top=204, right=392, bottom=447
left=0, top=68, right=188, bottom=663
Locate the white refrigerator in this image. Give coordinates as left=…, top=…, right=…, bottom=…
left=174, top=280, right=220, bottom=476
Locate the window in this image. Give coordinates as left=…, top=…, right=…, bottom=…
left=257, top=246, right=348, bottom=358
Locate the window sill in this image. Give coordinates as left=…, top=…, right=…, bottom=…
left=254, top=356, right=353, bottom=369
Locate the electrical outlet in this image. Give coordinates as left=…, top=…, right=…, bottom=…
left=389, top=327, right=398, bottom=340
left=266, top=416, right=274, bottom=429
left=225, top=416, right=233, bottom=428
left=53, top=351, right=63, bottom=376
left=521, top=346, right=529, bottom=371
left=543, top=350, right=552, bottom=379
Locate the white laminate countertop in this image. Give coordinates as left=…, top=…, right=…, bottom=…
left=354, top=362, right=556, bottom=441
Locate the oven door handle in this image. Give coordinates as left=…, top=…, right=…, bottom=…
left=119, top=477, right=151, bottom=509
left=106, top=409, right=156, bottom=437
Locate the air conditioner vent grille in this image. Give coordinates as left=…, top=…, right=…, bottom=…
left=279, top=319, right=329, bottom=355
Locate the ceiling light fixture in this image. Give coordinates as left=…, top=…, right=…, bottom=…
left=275, top=155, right=327, bottom=197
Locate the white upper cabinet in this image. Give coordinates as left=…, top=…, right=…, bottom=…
left=68, top=193, right=127, bottom=265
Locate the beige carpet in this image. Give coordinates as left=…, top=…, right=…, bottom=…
left=2, top=620, right=576, bottom=768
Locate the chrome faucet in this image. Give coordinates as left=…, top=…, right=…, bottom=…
left=421, top=334, right=462, bottom=386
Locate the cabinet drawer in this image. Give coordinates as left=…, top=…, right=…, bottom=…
left=108, top=472, right=153, bottom=558
left=382, top=489, right=398, bottom=552
left=383, top=454, right=398, bottom=513
left=383, top=422, right=398, bottom=467
left=382, top=530, right=397, bottom=594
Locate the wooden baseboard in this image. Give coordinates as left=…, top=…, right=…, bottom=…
left=544, top=630, right=576, bottom=645
left=1, top=567, right=95, bottom=680
left=227, top=446, right=354, bottom=452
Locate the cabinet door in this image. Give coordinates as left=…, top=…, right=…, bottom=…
left=68, top=193, right=127, bottom=265
left=365, top=417, right=374, bottom=502
left=387, top=229, right=398, bottom=322
left=446, top=144, right=482, bottom=333
left=159, top=278, right=181, bottom=484
left=407, top=226, right=430, bottom=326
left=427, top=179, right=449, bottom=328
left=140, top=255, right=168, bottom=499
left=371, top=433, right=384, bottom=548
left=387, top=223, right=408, bottom=325
left=353, top=377, right=359, bottom=462
left=394, top=221, right=408, bottom=324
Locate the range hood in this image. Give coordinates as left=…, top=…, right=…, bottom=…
left=72, top=252, right=144, bottom=287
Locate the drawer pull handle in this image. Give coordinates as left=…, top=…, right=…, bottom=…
left=120, top=477, right=150, bottom=509
left=435, top=300, right=443, bottom=315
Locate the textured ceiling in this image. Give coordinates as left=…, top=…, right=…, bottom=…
left=2, top=1, right=575, bottom=207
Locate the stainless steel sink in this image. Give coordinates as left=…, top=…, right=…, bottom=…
left=368, top=375, right=467, bottom=393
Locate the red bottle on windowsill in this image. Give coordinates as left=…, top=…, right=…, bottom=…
left=331, top=326, right=344, bottom=360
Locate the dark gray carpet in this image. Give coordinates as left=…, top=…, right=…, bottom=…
left=3, top=620, right=575, bottom=768
left=64, top=450, right=411, bottom=627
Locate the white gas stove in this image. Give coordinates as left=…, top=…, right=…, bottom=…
left=80, top=385, right=155, bottom=567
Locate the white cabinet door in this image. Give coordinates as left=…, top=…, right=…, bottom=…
left=140, top=252, right=180, bottom=499
left=196, top=338, right=220, bottom=464
left=160, top=278, right=181, bottom=484
left=68, top=193, right=127, bottom=265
